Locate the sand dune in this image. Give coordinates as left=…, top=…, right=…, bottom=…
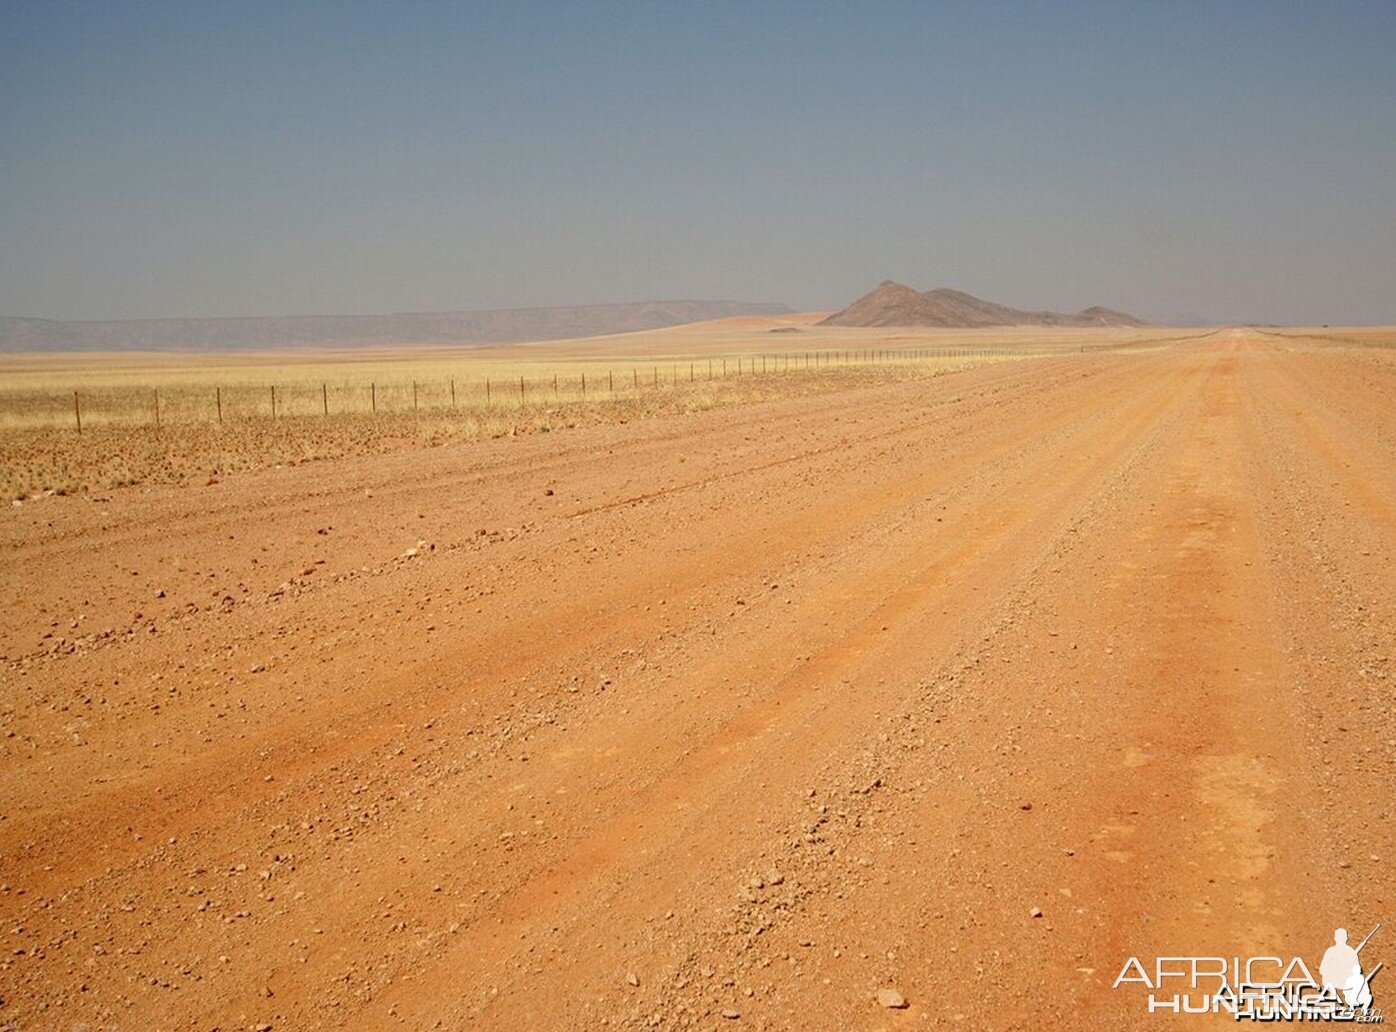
left=0, top=299, right=793, bottom=352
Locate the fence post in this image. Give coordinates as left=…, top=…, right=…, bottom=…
left=216, top=386, right=222, bottom=424
left=322, top=383, right=328, bottom=416
left=154, top=389, right=160, bottom=428
left=609, top=370, right=614, bottom=392
left=270, top=385, right=276, bottom=419
left=486, top=378, right=491, bottom=404
left=519, top=376, right=525, bottom=403
left=413, top=381, right=418, bottom=413
left=633, top=368, right=638, bottom=388
left=371, top=382, right=377, bottom=413
left=450, top=378, right=456, bottom=407
left=74, top=391, right=81, bottom=434
left=582, top=372, right=587, bottom=397
left=553, top=374, right=559, bottom=399
left=690, top=362, right=694, bottom=381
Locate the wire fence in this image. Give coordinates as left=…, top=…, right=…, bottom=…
left=2, top=347, right=1038, bottom=433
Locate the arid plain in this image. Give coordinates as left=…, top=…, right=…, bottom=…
left=0, top=317, right=1179, bottom=500
left=2, top=322, right=1394, bottom=1029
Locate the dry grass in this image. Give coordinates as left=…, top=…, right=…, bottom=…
left=0, top=318, right=1199, bottom=500
left=1258, top=326, right=1396, bottom=350
left=0, top=354, right=901, bottom=429
left=0, top=359, right=994, bottom=500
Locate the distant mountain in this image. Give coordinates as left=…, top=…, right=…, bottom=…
left=820, top=281, right=1146, bottom=329
left=0, top=299, right=792, bottom=352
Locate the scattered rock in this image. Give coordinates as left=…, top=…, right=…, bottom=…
left=876, top=987, right=908, bottom=1009
left=1030, top=906, right=1043, bottom=918
left=626, top=972, right=640, bottom=987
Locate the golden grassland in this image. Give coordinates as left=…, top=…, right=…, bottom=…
left=0, top=317, right=1198, bottom=423
left=1258, top=326, right=1396, bottom=349
left=0, top=318, right=1224, bottom=500
left=0, top=361, right=994, bottom=500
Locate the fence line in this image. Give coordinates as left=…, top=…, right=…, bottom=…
left=3, top=346, right=1042, bottom=432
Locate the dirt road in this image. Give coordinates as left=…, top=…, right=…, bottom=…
left=2, top=330, right=1392, bottom=1029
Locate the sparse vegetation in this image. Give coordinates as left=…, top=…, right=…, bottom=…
left=0, top=355, right=994, bottom=499
left=0, top=321, right=1198, bottom=500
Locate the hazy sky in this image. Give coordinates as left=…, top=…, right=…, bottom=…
left=3, top=1, right=1394, bottom=324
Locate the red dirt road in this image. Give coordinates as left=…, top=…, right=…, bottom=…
left=2, top=331, right=1393, bottom=1029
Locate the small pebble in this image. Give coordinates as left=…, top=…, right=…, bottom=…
left=876, top=987, right=908, bottom=1009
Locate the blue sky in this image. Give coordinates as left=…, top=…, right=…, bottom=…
left=2, top=1, right=1394, bottom=323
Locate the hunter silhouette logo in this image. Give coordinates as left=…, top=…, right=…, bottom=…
left=1112, top=923, right=1384, bottom=1021
left=1321, top=926, right=1380, bottom=1014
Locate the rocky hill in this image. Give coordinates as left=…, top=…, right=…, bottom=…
left=820, top=281, right=1145, bottom=328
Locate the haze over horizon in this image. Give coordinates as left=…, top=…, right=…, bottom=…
left=3, top=1, right=1394, bottom=326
